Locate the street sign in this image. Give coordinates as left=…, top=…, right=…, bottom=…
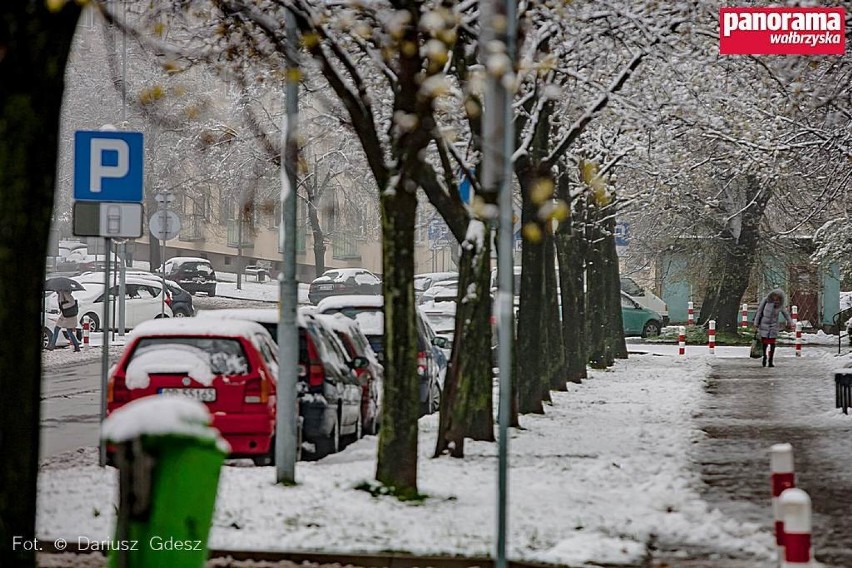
left=73, top=202, right=143, bottom=238
left=74, top=130, right=144, bottom=202
left=148, top=211, right=181, bottom=241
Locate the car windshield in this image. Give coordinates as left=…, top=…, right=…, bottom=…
left=621, top=278, right=644, bottom=296
left=424, top=313, right=455, bottom=334
left=132, top=337, right=248, bottom=375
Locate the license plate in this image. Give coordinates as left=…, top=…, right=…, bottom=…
left=319, top=284, right=333, bottom=290
left=159, top=388, right=216, bottom=402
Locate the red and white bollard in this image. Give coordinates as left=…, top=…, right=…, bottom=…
left=795, top=322, right=802, bottom=358
left=687, top=301, right=694, bottom=326
left=741, top=303, right=749, bottom=328
left=791, top=305, right=798, bottom=329
left=708, top=320, right=716, bottom=355
left=780, top=488, right=812, bottom=567
left=771, top=443, right=796, bottom=566
left=82, top=316, right=90, bottom=350
left=678, top=326, right=686, bottom=356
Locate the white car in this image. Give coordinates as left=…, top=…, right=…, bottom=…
left=45, top=275, right=172, bottom=332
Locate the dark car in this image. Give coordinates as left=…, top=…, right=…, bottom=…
left=196, top=308, right=364, bottom=459
left=308, top=268, right=381, bottom=305
left=316, top=295, right=444, bottom=416
left=162, top=257, right=217, bottom=296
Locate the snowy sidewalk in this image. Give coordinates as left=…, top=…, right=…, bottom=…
left=38, top=351, right=775, bottom=567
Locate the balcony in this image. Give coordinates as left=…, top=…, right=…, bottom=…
left=227, top=219, right=254, bottom=248
left=179, top=214, right=205, bottom=242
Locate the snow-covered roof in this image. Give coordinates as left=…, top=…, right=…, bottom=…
left=197, top=308, right=309, bottom=328
left=73, top=274, right=168, bottom=289
left=316, top=295, right=384, bottom=311
left=130, top=317, right=270, bottom=339
left=414, top=271, right=459, bottom=281
left=421, top=300, right=457, bottom=315
left=166, top=257, right=212, bottom=264
left=101, top=396, right=228, bottom=453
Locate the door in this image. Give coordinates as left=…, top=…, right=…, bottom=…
left=788, top=265, right=819, bottom=327
left=621, top=294, right=642, bottom=336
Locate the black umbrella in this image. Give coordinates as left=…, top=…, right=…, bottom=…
left=45, top=277, right=85, bottom=292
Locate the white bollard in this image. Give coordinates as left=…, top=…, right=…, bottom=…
left=82, top=316, right=90, bottom=350
left=741, top=303, right=749, bottom=328
left=678, top=326, right=686, bottom=356
left=791, top=305, right=798, bottom=328
left=771, top=443, right=796, bottom=566
left=795, top=322, right=802, bottom=358
left=708, top=320, right=716, bottom=355
left=687, top=301, right=694, bottom=326
left=780, top=488, right=812, bottom=567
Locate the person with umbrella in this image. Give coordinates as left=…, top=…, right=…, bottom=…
left=45, top=278, right=83, bottom=352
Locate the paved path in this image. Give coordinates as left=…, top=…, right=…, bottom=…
left=694, top=348, right=852, bottom=566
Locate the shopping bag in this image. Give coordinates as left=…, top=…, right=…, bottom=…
left=749, top=335, right=763, bottom=358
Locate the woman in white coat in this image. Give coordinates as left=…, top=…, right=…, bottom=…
left=753, top=288, right=792, bottom=367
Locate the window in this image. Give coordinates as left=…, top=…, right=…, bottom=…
left=133, top=337, right=249, bottom=376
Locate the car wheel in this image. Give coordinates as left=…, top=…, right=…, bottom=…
left=154, top=313, right=170, bottom=319
left=207, top=286, right=216, bottom=297
left=42, top=327, right=51, bottom=350
left=429, top=380, right=441, bottom=414
left=82, top=312, right=100, bottom=332
left=173, top=308, right=190, bottom=318
left=642, top=321, right=662, bottom=338
left=314, top=415, right=340, bottom=459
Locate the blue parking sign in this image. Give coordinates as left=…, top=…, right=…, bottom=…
left=74, top=130, right=144, bottom=202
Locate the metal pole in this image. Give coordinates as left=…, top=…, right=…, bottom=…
left=118, top=0, right=128, bottom=337
left=482, top=0, right=518, bottom=565
left=276, top=8, right=300, bottom=484
left=237, top=196, right=243, bottom=291
left=99, top=237, right=112, bottom=467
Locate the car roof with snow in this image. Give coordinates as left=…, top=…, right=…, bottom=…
left=130, top=317, right=271, bottom=339
left=316, top=295, right=384, bottom=311
left=166, top=257, right=213, bottom=265
left=197, top=308, right=309, bottom=328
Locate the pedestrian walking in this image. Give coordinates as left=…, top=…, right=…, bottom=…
left=47, top=289, right=81, bottom=352
left=754, top=288, right=792, bottom=367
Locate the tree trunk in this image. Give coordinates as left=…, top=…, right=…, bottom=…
left=434, top=224, right=494, bottom=458
left=0, top=4, right=80, bottom=567
left=699, top=175, right=771, bottom=332
left=586, top=198, right=613, bottom=369
left=544, top=234, right=566, bottom=391
left=601, top=204, right=628, bottom=359
left=375, top=188, right=420, bottom=496
left=555, top=203, right=588, bottom=383
left=308, top=202, right=325, bottom=277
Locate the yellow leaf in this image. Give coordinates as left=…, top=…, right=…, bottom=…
left=551, top=199, right=569, bottom=221
left=531, top=178, right=554, bottom=205
left=152, top=22, right=166, bottom=37
left=302, top=32, right=319, bottom=49
left=522, top=222, right=542, bottom=243
left=46, top=0, right=67, bottom=12
left=287, top=68, right=303, bottom=82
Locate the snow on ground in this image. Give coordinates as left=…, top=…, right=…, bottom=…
left=215, top=271, right=310, bottom=304
left=841, top=291, right=852, bottom=312
left=38, top=350, right=776, bottom=567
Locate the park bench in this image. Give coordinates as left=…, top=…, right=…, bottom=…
left=836, top=373, right=852, bottom=415
left=244, top=262, right=271, bottom=282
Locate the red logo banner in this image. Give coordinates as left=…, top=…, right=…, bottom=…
left=719, top=7, right=846, bottom=55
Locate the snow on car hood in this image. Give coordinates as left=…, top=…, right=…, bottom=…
left=125, top=346, right=216, bottom=389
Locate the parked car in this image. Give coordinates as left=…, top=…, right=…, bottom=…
left=316, top=295, right=444, bottom=416
left=45, top=275, right=173, bottom=332
left=162, top=257, right=217, bottom=297
left=315, top=313, right=383, bottom=436
left=621, top=276, right=669, bottom=326
left=414, top=272, right=458, bottom=299
left=418, top=281, right=458, bottom=305
left=125, top=271, right=195, bottom=317
left=106, top=318, right=279, bottom=465
left=308, top=268, right=381, bottom=305
left=621, top=292, right=663, bottom=338
left=197, top=308, right=364, bottom=458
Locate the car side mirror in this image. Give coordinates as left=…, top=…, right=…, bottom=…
left=432, top=336, right=450, bottom=349
left=350, top=355, right=369, bottom=370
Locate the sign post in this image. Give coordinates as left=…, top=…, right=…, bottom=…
left=73, top=128, right=144, bottom=467
left=151, top=193, right=179, bottom=316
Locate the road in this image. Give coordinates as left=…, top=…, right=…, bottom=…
left=39, top=295, right=274, bottom=460
left=693, top=348, right=852, bottom=567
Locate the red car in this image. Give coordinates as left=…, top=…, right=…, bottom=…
left=106, top=318, right=280, bottom=465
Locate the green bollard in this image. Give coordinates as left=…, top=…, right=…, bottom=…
left=103, top=397, right=228, bottom=568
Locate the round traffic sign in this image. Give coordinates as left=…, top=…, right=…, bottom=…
left=148, top=210, right=181, bottom=241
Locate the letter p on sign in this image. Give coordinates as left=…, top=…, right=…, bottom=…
left=74, top=130, right=144, bottom=203
left=89, top=138, right=129, bottom=192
